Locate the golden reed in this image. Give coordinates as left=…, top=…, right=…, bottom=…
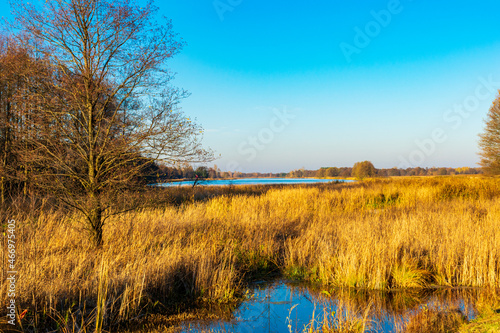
left=1, top=176, right=499, bottom=328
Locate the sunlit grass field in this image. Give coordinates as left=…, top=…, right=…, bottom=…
left=2, top=176, right=500, bottom=331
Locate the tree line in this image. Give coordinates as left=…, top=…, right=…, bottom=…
left=151, top=163, right=482, bottom=182
left=289, top=165, right=482, bottom=178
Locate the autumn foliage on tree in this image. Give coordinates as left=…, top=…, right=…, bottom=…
left=352, top=161, right=376, bottom=180
left=479, top=95, right=500, bottom=175
left=2, top=0, right=213, bottom=246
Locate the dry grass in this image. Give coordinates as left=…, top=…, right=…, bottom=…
left=1, top=176, right=500, bottom=331
left=400, top=306, right=467, bottom=333
left=459, top=288, right=500, bottom=333
left=299, top=301, right=372, bottom=333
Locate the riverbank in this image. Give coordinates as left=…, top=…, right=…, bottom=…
left=2, top=176, right=500, bottom=332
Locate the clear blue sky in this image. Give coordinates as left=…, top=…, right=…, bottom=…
left=3, top=0, right=500, bottom=172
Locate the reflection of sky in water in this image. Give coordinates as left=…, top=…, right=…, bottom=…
left=224, top=282, right=321, bottom=333
left=180, top=281, right=480, bottom=333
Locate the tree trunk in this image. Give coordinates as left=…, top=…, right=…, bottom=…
left=1, top=176, right=4, bottom=206
left=89, top=194, right=104, bottom=247
left=23, top=168, right=28, bottom=197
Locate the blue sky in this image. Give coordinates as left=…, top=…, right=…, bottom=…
left=3, top=0, right=500, bottom=172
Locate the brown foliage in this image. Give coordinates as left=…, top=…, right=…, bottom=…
left=352, top=161, right=376, bottom=179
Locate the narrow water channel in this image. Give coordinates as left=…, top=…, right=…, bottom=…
left=178, top=280, right=481, bottom=333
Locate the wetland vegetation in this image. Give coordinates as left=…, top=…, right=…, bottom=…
left=2, top=176, right=500, bottom=332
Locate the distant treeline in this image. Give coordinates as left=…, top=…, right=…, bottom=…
left=148, top=164, right=482, bottom=182
left=298, top=166, right=483, bottom=178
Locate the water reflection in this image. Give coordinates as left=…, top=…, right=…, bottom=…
left=179, top=280, right=485, bottom=333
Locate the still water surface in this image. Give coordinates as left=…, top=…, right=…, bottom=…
left=159, top=178, right=353, bottom=187
left=179, top=280, right=480, bottom=333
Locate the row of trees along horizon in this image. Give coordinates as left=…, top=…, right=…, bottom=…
left=1, top=0, right=499, bottom=247
left=155, top=163, right=482, bottom=182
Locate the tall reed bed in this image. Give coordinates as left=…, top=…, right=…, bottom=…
left=1, top=177, right=499, bottom=331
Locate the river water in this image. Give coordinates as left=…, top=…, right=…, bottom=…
left=159, top=178, right=353, bottom=187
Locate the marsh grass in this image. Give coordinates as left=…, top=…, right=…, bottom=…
left=458, top=288, right=500, bottom=333
left=1, top=176, right=500, bottom=331
left=300, top=301, right=372, bottom=333
left=400, top=306, right=467, bottom=333
left=291, top=283, right=486, bottom=333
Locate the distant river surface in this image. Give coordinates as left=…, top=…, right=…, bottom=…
left=158, top=178, right=354, bottom=187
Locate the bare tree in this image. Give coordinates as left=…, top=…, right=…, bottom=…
left=11, top=0, right=213, bottom=246
left=479, top=95, right=500, bottom=174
